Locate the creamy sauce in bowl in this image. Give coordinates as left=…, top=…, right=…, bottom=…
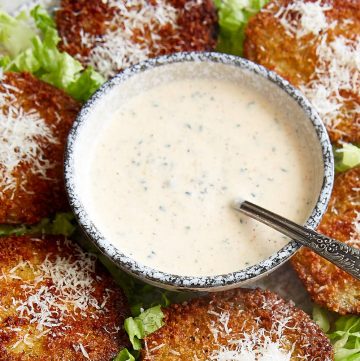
left=72, top=60, right=324, bottom=278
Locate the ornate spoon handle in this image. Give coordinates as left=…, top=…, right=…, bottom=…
left=233, top=200, right=360, bottom=280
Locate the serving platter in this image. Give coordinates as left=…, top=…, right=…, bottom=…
left=4, top=0, right=314, bottom=313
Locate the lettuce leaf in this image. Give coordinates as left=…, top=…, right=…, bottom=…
left=0, top=6, right=104, bottom=101
left=101, top=258, right=192, bottom=316
left=67, top=66, right=105, bottom=101
left=113, top=349, right=136, bottom=361
left=313, top=307, right=360, bottom=361
left=215, top=0, right=269, bottom=55
left=334, top=143, right=360, bottom=173
left=124, top=305, right=164, bottom=350
left=0, top=213, right=76, bottom=237
left=313, top=305, right=331, bottom=333
left=0, top=11, right=35, bottom=57
left=30, top=5, right=56, bottom=33
left=329, top=316, right=360, bottom=361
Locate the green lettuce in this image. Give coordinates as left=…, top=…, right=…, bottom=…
left=329, top=316, right=360, bottom=361
left=0, top=6, right=104, bottom=101
left=313, top=306, right=360, bottom=361
left=113, top=349, right=136, bottom=361
left=97, top=254, right=191, bottom=354
left=124, top=305, right=164, bottom=350
left=103, top=260, right=192, bottom=316
left=30, top=5, right=56, bottom=33
left=0, top=213, right=76, bottom=237
left=215, top=0, right=269, bottom=55
left=313, top=305, right=331, bottom=333
left=334, top=143, right=360, bottom=173
left=0, top=11, right=35, bottom=57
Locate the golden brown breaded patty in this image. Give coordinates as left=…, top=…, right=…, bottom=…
left=292, top=167, right=360, bottom=315
left=244, top=0, right=360, bottom=144
left=56, top=0, right=218, bottom=78
left=0, top=72, right=80, bottom=225
left=141, top=288, right=333, bottom=360
left=0, top=236, right=130, bottom=361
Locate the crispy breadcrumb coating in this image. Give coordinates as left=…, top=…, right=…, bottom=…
left=292, top=167, right=360, bottom=315
left=141, top=288, right=333, bottom=360
left=0, top=72, right=80, bottom=224
left=244, top=0, right=360, bottom=144
left=56, top=0, right=218, bottom=78
left=0, top=236, right=130, bottom=361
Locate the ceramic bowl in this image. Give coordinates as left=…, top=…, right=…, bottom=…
left=64, top=52, right=334, bottom=291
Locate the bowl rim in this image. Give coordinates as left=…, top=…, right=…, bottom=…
left=64, top=51, right=334, bottom=291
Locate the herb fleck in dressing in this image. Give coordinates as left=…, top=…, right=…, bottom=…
left=85, top=78, right=316, bottom=276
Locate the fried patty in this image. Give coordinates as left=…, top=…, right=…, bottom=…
left=141, top=288, right=333, bottom=360
left=244, top=0, right=360, bottom=144
left=0, top=72, right=80, bottom=225
left=0, top=235, right=130, bottom=361
left=292, top=167, right=360, bottom=315
left=56, top=0, right=218, bottom=78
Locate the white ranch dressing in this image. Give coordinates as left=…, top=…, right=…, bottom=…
left=79, top=69, right=318, bottom=277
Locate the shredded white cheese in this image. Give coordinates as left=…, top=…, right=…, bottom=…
left=206, top=306, right=294, bottom=361
left=300, top=35, right=360, bottom=132
left=80, top=0, right=182, bottom=78
left=209, top=335, right=292, bottom=361
left=3, top=240, right=106, bottom=344
left=0, top=81, right=57, bottom=194
left=274, top=0, right=332, bottom=37
left=79, top=343, right=91, bottom=360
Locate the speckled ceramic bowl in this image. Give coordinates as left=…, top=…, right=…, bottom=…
left=64, top=52, right=334, bottom=292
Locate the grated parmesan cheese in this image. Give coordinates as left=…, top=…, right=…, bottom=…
left=206, top=306, right=294, bottom=361
left=208, top=329, right=293, bottom=361
left=274, top=0, right=332, bottom=38
left=5, top=240, right=105, bottom=341
left=300, top=35, right=360, bottom=132
left=80, top=0, right=183, bottom=78
left=0, top=81, right=57, bottom=194
left=79, top=343, right=91, bottom=359
left=209, top=337, right=292, bottom=361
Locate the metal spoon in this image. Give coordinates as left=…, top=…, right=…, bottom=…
left=233, top=198, right=360, bottom=280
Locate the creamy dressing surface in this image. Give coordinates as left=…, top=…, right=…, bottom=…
left=81, top=76, right=317, bottom=276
